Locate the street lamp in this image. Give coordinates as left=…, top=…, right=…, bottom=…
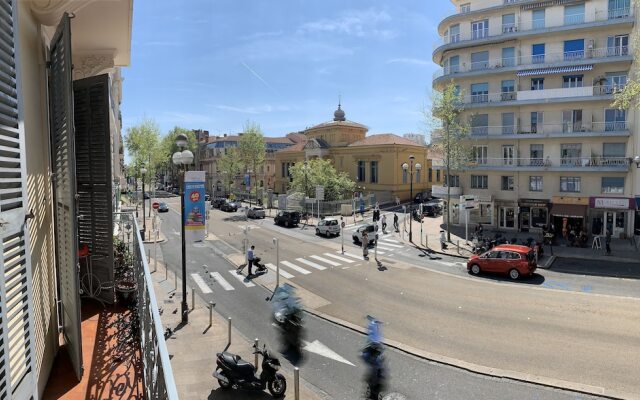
left=172, top=133, right=194, bottom=324
left=402, top=155, right=421, bottom=242
left=634, top=155, right=640, bottom=168
left=141, top=165, right=147, bottom=240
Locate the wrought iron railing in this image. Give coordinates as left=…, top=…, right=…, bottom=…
left=115, top=212, right=179, bottom=400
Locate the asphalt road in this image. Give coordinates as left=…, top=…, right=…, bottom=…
left=149, top=200, right=617, bottom=399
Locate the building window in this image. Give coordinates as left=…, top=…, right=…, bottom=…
left=436, top=170, right=441, bottom=182
left=501, top=176, right=514, bottom=191
left=602, top=177, right=625, bottom=193
left=445, top=174, right=460, bottom=187
left=448, top=55, right=460, bottom=74
left=502, top=145, right=515, bottom=166
left=561, top=144, right=582, bottom=165
left=471, top=19, right=489, bottom=39
left=416, top=168, right=421, bottom=183
left=564, top=3, right=585, bottom=25
left=460, top=3, right=470, bottom=13
left=502, top=47, right=516, bottom=67
left=532, top=9, right=545, bottom=29
left=531, top=111, right=543, bottom=133
left=471, top=175, right=488, bottom=189
left=530, top=144, right=544, bottom=166
left=532, top=43, right=545, bottom=63
left=370, top=161, right=378, bottom=183
left=529, top=176, right=543, bottom=192
left=471, top=114, right=489, bottom=135
left=605, top=108, right=626, bottom=131
left=470, top=83, right=489, bottom=103
left=531, top=77, right=544, bottom=90
left=562, top=109, right=583, bottom=132
left=608, top=34, right=629, bottom=56
left=472, top=145, right=488, bottom=164
left=357, top=161, right=365, bottom=182
left=281, top=163, right=286, bottom=178
left=402, top=169, right=408, bottom=184
left=502, top=112, right=515, bottom=135
left=609, top=0, right=631, bottom=18
left=449, top=24, right=460, bottom=43
left=428, top=168, right=433, bottom=182
left=471, top=51, right=489, bottom=71
left=563, top=39, right=584, bottom=60
left=502, top=13, right=516, bottom=33
left=560, top=176, right=581, bottom=192
left=563, top=75, right=583, bottom=88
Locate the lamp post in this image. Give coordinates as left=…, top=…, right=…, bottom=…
left=141, top=165, right=147, bottom=240
left=172, top=133, right=194, bottom=324
left=402, top=156, right=421, bottom=242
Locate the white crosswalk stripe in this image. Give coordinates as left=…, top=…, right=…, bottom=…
left=227, top=270, right=255, bottom=287
left=191, top=273, right=212, bottom=294
left=376, top=245, right=396, bottom=251
left=281, top=261, right=311, bottom=275
left=380, top=238, right=401, bottom=244
left=323, top=253, right=355, bottom=263
left=377, top=241, right=403, bottom=248
left=309, top=255, right=341, bottom=267
left=340, top=251, right=365, bottom=260
left=209, top=272, right=234, bottom=291
left=296, top=258, right=327, bottom=270
left=266, top=263, right=295, bottom=279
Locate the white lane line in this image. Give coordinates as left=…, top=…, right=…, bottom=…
left=377, top=242, right=403, bottom=248
left=296, top=258, right=327, bottom=271
left=191, top=273, right=212, bottom=294
left=380, top=238, right=401, bottom=244
left=376, top=245, right=396, bottom=251
left=209, top=272, right=234, bottom=291
left=266, top=263, right=295, bottom=279
left=323, top=253, right=354, bottom=263
left=281, top=261, right=311, bottom=275
left=309, top=255, right=341, bottom=267
left=341, top=252, right=364, bottom=260
left=227, top=270, right=255, bottom=287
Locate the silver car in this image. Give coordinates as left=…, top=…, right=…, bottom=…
left=316, top=218, right=340, bottom=237
left=247, top=206, right=266, bottom=219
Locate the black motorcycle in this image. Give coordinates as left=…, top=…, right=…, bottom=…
left=272, top=284, right=305, bottom=355
left=213, top=343, right=287, bottom=398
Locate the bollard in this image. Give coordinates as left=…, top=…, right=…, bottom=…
left=165, top=263, right=168, bottom=280
left=209, top=302, right=214, bottom=327
left=227, top=317, right=232, bottom=345
left=425, top=233, right=429, bottom=248
left=174, top=271, right=178, bottom=291
left=191, top=287, right=195, bottom=310
left=294, top=367, right=300, bottom=400
left=254, top=339, right=259, bottom=368
left=147, top=248, right=151, bottom=263
left=457, top=240, right=460, bottom=255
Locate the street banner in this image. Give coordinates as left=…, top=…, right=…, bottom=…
left=184, top=171, right=206, bottom=242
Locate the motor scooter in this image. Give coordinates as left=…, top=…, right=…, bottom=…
left=213, top=343, right=287, bottom=398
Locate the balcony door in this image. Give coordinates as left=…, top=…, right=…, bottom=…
left=607, top=35, right=629, bottom=56
left=562, top=110, right=583, bottom=133
left=472, top=19, right=488, bottom=39
left=502, top=145, right=515, bottom=166
left=605, top=108, right=626, bottom=131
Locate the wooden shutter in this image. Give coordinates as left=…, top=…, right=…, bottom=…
left=73, top=74, right=114, bottom=304
left=0, top=0, right=38, bottom=398
left=48, top=13, right=83, bottom=380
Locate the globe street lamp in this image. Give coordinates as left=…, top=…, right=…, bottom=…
left=172, top=133, right=194, bottom=324
left=402, top=155, right=421, bottom=242
left=141, top=165, right=147, bottom=240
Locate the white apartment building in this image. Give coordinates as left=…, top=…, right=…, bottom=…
left=432, top=0, right=640, bottom=238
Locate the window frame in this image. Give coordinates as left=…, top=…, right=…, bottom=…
left=529, top=176, right=543, bottom=192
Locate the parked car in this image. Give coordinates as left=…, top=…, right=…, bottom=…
left=220, top=201, right=239, bottom=212
left=316, top=218, right=340, bottom=237
left=247, top=206, right=266, bottom=219
left=352, top=224, right=379, bottom=245
left=413, top=191, right=431, bottom=204
left=211, top=197, right=226, bottom=208
left=205, top=193, right=211, bottom=202
left=421, top=202, right=442, bottom=217
left=467, top=244, right=537, bottom=280
left=171, top=188, right=179, bottom=195
left=274, top=210, right=301, bottom=227
left=143, top=191, right=150, bottom=200
left=158, top=202, right=169, bottom=213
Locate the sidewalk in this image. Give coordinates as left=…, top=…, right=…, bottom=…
left=149, top=259, right=324, bottom=400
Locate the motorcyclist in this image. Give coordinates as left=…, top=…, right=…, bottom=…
left=362, top=315, right=385, bottom=399
left=272, top=285, right=304, bottom=356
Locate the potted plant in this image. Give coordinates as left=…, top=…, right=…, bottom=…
left=114, top=237, right=137, bottom=302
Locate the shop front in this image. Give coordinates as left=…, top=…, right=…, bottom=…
left=518, top=199, right=550, bottom=232
left=495, top=200, right=518, bottom=230
left=550, top=196, right=589, bottom=238
left=588, top=197, right=635, bottom=238
left=448, top=195, right=493, bottom=225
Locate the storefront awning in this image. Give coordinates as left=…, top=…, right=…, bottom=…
left=550, top=203, right=587, bottom=218
left=517, top=65, right=593, bottom=77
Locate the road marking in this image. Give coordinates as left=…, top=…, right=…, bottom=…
left=295, top=258, right=327, bottom=270
left=265, top=263, right=295, bottom=279
left=227, top=270, right=255, bottom=287
left=303, top=340, right=355, bottom=366
left=191, top=273, right=212, bottom=294
left=210, top=272, right=234, bottom=291
left=281, top=261, right=311, bottom=275
left=377, top=241, right=403, bottom=248
left=380, top=238, right=401, bottom=244
left=309, top=255, right=341, bottom=267
left=323, top=253, right=354, bottom=263
left=340, top=251, right=364, bottom=260
left=376, top=245, right=396, bottom=251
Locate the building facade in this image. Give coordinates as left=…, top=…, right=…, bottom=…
left=432, top=0, right=640, bottom=237
left=274, top=105, right=441, bottom=202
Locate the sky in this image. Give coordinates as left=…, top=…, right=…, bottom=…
left=121, top=0, right=455, bottom=147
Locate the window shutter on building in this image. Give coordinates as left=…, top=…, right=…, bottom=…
left=0, top=0, right=38, bottom=398
left=48, top=13, right=83, bottom=380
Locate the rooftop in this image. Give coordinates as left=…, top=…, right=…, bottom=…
left=348, top=133, right=427, bottom=147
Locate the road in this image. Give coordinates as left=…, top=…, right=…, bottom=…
left=150, top=196, right=638, bottom=399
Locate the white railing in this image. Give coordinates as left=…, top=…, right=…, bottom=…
left=471, top=28, right=489, bottom=40
left=468, top=157, right=629, bottom=168
left=470, top=121, right=630, bottom=137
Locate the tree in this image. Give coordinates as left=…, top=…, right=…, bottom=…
left=124, top=119, right=162, bottom=186
left=238, top=122, right=266, bottom=204
left=288, top=158, right=355, bottom=201
left=429, top=81, right=470, bottom=241
left=218, top=148, right=244, bottom=195
left=613, top=0, right=640, bottom=110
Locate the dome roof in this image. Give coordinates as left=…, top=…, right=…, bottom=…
left=333, top=103, right=346, bottom=121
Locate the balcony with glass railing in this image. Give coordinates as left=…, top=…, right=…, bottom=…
left=434, top=47, right=631, bottom=81
left=467, top=156, right=630, bottom=171
left=434, top=6, right=633, bottom=53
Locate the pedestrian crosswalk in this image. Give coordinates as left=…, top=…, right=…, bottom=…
left=189, top=237, right=410, bottom=293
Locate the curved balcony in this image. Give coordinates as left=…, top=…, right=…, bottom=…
left=469, top=121, right=630, bottom=140
left=433, top=7, right=633, bottom=60
left=467, top=157, right=630, bottom=172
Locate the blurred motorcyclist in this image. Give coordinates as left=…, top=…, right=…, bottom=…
left=272, top=284, right=305, bottom=356
left=362, top=315, right=385, bottom=399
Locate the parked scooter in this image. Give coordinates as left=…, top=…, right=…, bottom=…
left=213, top=343, right=287, bottom=398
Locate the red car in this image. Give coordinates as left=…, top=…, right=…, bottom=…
left=467, top=244, right=537, bottom=280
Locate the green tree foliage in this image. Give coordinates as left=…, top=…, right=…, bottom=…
left=288, top=158, right=355, bottom=201
left=238, top=122, right=266, bottom=199
left=217, top=148, right=244, bottom=193
left=613, top=0, right=640, bottom=109
left=429, top=81, right=470, bottom=241
left=124, top=119, right=162, bottom=183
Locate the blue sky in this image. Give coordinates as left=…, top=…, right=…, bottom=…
left=121, top=0, right=454, bottom=143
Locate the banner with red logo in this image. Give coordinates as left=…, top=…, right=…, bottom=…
left=184, top=171, right=206, bottom=242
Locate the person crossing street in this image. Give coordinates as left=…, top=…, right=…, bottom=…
left=393, top=213, right=399, bottom=233
left=381, top=214, right=387, bottom=234
left=362, top=231, right=369, bottom=259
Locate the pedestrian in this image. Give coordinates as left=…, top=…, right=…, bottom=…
left=395, top=196, right=400, bottom=207
left=605, top=229, right=612, bottom=255
left=246, top=245, right=255, bottom=275
left=381, top=214, right=387, bottom=234
left=393, top=213, right=399, bottom=232
left=440, top=230, right=448, bottom=250
left=362, top=231, right=369, bottom=259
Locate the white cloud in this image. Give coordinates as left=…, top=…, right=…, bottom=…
left=299, top=8, right=396, bottom=39
left=386, top=58, right=432, bottom=66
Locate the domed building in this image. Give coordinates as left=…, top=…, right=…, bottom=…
left=275, top=103, right=442, bottom=202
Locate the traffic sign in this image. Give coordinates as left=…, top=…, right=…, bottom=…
left=152, top=202, right=160, bottom=209
left=315, top=185, right=325, bottom=201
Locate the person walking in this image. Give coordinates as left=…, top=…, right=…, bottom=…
left=381, top=214, right=387, bottom=234
left=247, top=245, right=255, bottom=275
left=605, top=229, right=612, bottom=255
left=393, top=213, right=399, bottom=232
left=362, top=231, right=369, bottom=259
left=440, top=230, right=448, bottom=250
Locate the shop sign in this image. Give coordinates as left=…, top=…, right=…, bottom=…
left=518, top=199, right=549, bottom=208
left=551, top=196, right=589, bottom=205
left=589, top=197, right=633, bottom=210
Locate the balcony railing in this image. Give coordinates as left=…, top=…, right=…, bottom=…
left=436, top=7, right=632, bottom=49
left=462, top=85, right=623, bottom=105
left=434, top=47, right=630, bottom=80
left=115, top=212, right=179, bottom=400
left=469, top=121, right=630, bottom=137
left=468, top=157, right=629, bottom=168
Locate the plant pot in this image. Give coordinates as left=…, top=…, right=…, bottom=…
left=115, top=281, right=137, bottom=302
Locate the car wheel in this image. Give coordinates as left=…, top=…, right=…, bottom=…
left=509, top=268, right=520, bottom=280
left=316, top=228, right=320, bottom=236
left=285, top=221, right=290, bottom=228
left=470, top=264, right=481, bottom=275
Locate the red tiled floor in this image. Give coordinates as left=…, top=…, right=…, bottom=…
left=43, top=299, right=145, bottom=400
